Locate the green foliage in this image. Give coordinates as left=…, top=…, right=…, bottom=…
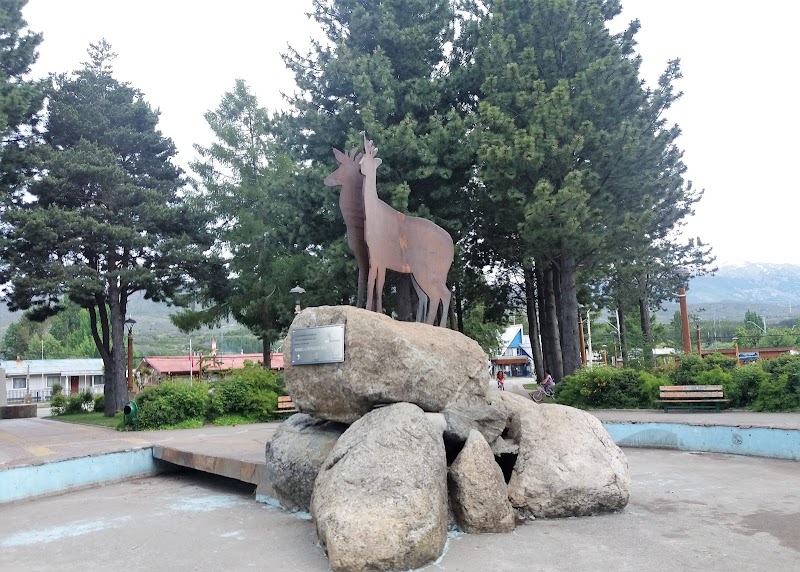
left=50, top=393, right=66, bottom=415
left=64, top=393, right=85, bottom=415
left=51, top=382, right=63, bottom=395
left=93, top=394, right=105, bottom=413
left=668, top=354, right=706, bottom=385
left=555, top=368, right=661, bottom=409
left=693, top=367, right=738, bottom=406
left=731, top=364, right=768, bottom=407
left=209, top=363, right=281, bottom=422
left=0, top=40, right=222, bottom=414
left=131, top=382, right=210, bottom=430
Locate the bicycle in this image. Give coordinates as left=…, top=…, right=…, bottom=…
left=529, top=384, right=555, bottom=403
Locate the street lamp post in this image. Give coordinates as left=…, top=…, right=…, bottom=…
left=290, top=284, right=306, bottom=315
left=125, top=318, right=136, bottom=393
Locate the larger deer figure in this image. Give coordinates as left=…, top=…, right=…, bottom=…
left=323, top=147, right=369, bottom=308
left=359, top=135, right=453, bottom=326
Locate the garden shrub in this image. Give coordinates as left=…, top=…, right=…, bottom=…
left=556, top=368, right=644, bottom=409
left=50, top=393, right=66, bottom=415
left=131, top=381, right=209, bottom=430
left=731, top=364, right=768, bottom=407
left=93, top=394, right=105, bottom=413
left=636, top=371, right=668, bottom=407
left=753, top=374, right=800, bottom=411
left=693, top=366, right=738, bottom=407
left=64, top=393, right=85, bottom=414
left=668, top=354, right=706, bottom=385
left=209, top=364, right=280, bottom=422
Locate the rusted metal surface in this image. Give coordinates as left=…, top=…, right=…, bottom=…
left=324, top=148, right=369, bottom=308
left=358, top=135, right=453, bottom=326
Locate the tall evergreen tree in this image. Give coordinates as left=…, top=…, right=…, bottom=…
left=472, top=0, right=703, bottom=375
left=0, top=0, right=45, bottom=196
left=173, top=80, right=320, bottom=364
left=0, top=41, right=220, bottom=414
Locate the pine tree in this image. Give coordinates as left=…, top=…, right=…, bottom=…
left=0, top=41, right=220, bottom=414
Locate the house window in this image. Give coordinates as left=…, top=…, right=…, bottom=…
left=11, top=377, right=26, bottom=389
left=46, top=375, right=61, bottom=388
left=92, top=375, right=104, bottom=386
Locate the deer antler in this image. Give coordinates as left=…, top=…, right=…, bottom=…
left=363, top=134, right=378, bottom=159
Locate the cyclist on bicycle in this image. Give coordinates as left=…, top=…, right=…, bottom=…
left=542, top=370, right=555, bottom=395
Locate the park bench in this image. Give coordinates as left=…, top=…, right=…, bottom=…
left=657, top=385, right=729, bottom=412
left=277, top=395, right=298, bottom=415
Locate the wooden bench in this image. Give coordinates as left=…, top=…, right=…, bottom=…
left=657, top=385, right=729, bottom=412
left=277, top=395, right=298, bottom=415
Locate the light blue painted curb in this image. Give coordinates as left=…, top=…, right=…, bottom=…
left=603, top=422, right=799, bottom=461
left=0, top=448, right=163, bottom=504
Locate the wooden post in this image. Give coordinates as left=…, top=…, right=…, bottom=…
left=578, top=315, right=586, bottom=366
left=679, top=287, right=691, bottom=354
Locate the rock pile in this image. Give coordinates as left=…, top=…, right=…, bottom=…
left=265, top=306, right=630, bottom=572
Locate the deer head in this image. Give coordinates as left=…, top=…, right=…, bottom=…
left=324, top=147, right=364, bottom=187
left=359, top=135, right=382, bottom=180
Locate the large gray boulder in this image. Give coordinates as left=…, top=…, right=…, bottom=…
left=448, top=430, right=515, bottom=534
left=284, top=306, right=488, bottom=423
left=264, top=413, right=347, bottom=512
left=507, top=403, right=630, bottom=518
left=311, top=403, right=448, bottom=572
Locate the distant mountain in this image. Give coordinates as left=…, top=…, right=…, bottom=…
left=688, top=262, right=800, bottom=305
left=663, top=262, right=800, bottom=322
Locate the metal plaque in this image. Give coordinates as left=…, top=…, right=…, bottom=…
left=291, top=324, right=345, bottom=365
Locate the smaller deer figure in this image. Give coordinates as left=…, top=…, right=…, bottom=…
left=323, top=147, right=369, bottom=308
left=359, top=135, right=453, bottom=326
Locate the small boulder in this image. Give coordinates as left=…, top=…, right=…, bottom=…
left=284, top=306, right=488, bottom=423
left=507, top=403, right=630, bottom=518
left=449, top=430, right=515, bottom=534
left=265, top=413, right=347, bottom=512
left=311, top=403, right=448, bottom=572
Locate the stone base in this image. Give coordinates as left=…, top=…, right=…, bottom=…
left=0, top=404, right=37, bottom=419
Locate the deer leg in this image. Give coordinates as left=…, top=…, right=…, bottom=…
left=438, top=286, right=452, bottom=327
left=366, top=264, right=379, bottom=312
left=375, top=267, right=387, bottom=314
left=411, top=274, right=428, bottom=322
left=357, top=263, right=367, bottom=309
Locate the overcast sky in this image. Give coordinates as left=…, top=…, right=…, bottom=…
left=22, top=0, right=800, bottom=267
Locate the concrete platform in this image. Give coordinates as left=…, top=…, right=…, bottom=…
left=1, top=448, right=797, bottom=571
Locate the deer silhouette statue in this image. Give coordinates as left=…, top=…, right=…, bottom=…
left=359, top=135, right=453, bottom=326
left=323, top=147, right=369, bottom=309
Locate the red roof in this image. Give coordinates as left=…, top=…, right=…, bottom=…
left=139, top=353, right=283, bottom=375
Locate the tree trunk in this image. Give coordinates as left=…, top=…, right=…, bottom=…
left=558, top=254, right=582, bottom=377
left=108, top=282, right=127, bottom=414
left=535, top=263, right=550, bottom=372
left=454, top=280, right=464, bottom=333
left=638, top=294, right=653, bottom=368
left=542, top=262, right=564, bottom=381
left=262, top=335, right=272, bottom=369
left=524, top=264, right=545, bottom=382
left=617, top=303, right=628, bottom=364
left=395, top=273, right=414, bottom=322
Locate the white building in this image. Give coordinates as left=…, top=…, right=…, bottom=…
left=1, top=358, right=104, bottom=403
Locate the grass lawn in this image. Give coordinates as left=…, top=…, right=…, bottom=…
left=47, top=411, right=123, bottom=428
left=522, top=383, right=539, bottom=390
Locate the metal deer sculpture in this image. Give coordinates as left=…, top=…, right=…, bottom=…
left=359, top=135, right=453, bottom=326
left=323, top=147, right=369, bottom=309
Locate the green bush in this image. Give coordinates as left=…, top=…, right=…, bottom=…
left=731, top=364, right=768, bottom=407
left=209, top=365, right=280, bottom=422
left=636, top=371, right=667, bottom=407
left=93, top=394, right=105, bottom=413
left=693, top=366, right=737, bottom=407
left=51, top=382, right=63, bottom=396
left=131, top=381, right=210, bottom=430
left=50, top=393, right=66, bottom=415
left=753, top=375, right=800, bottom=411
left=668, top=354, right=706, bottom=385
left=65, top=393, right=85, bottom=414
left=556, top=368, right=651, bottom=409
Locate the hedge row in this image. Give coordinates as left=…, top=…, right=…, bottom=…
left=555, top=354, right=800, bottom=411
left=128, top=363, right=285, bottom=430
